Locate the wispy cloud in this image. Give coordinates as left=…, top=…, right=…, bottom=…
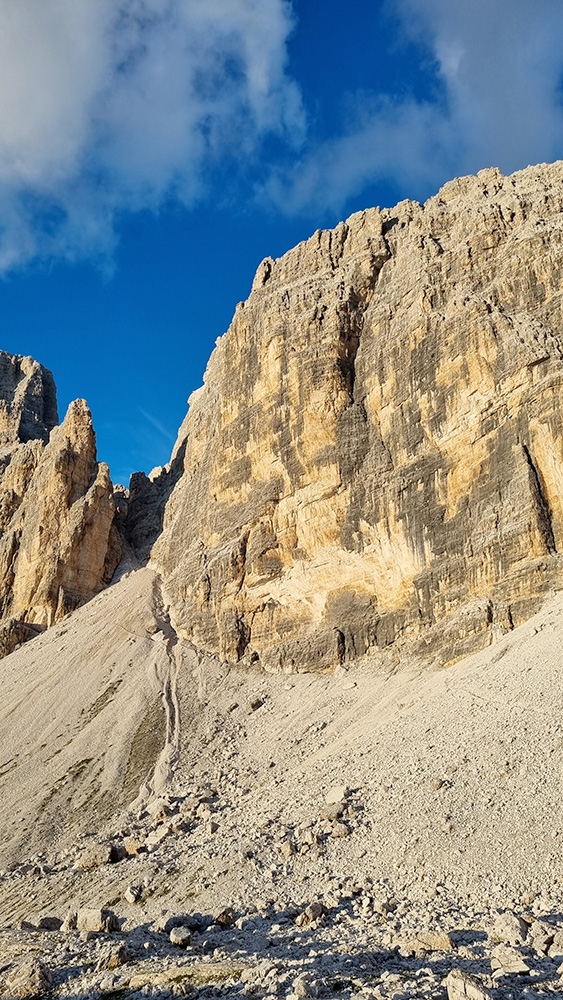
left=0, top=0, right=303, bottom=271
left=269, top=0, right=563, bottom=214
left=264, top=96, right=454, bottom=214
left=139, top=408, right=175, bottom=443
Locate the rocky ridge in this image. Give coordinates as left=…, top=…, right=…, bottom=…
left=0, top=352, right=121, bottom=655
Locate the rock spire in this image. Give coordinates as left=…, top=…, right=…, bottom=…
left=0, top=353, right=121, bottom=655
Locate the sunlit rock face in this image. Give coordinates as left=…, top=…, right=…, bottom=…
left=0, top=353, right=121, bottom=655
left=153, top=161, right=563, bottom=669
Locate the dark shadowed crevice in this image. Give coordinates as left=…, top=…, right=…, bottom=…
left=125, top=437, right=188, bottom=562
left=522, top=443, right=556, bottom=553
left=337, top=288, right=363, bottom=400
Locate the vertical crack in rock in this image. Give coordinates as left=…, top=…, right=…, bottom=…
left=337, top=288, right=364, bottom=401
left=521, top=443, right=557, bottom=554
left=336, top=290, right=372, bottom=490
left=334, top=627, right=346, bottom=664
left=235, top=614, right=251, bottom=659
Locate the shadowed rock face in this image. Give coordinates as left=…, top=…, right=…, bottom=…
left=0, top=355, right=121, bottom=655
left=0, top=352, right=58, bottom=445
left=152, top=160, right=563, bottom=669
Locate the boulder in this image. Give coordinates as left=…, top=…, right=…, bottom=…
left=489, top=910, right=528, bottom=946
left=170, top=925, right=192, bottom=948
left=75, top=907, right=120, bottom=933
left=445, top=970, right=491, bottom=1000
left=5, top=959, right=53, bottom=998
left=490, top=944, right=530, bottom=975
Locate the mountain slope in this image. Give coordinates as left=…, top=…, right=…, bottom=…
left=0, top=566, right=562, bottom=926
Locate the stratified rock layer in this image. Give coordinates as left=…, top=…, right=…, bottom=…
left=152, top=161, right=563, bottom=669
left=0, top=352, right=121, bottom=654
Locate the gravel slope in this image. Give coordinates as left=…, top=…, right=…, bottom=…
left=0, top=569, right=563, bottom=997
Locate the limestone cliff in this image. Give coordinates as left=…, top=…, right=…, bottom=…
left=0, top=353, right=121, bottom=655
left=151, top=160, right=563, bottom=669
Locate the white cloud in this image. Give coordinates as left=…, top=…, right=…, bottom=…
left=271, top=0, right=563, bottom=215
left=402, top=0, right=563, bottom=172
left=0, top=0, right=303, bottom=270
left=265, top=97, right=454, bottom=215
left=4, top=0, right=562, bottom=262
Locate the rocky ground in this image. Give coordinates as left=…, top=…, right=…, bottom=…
left=1, top=567, right=563, bottom=998
left=2, top=888, right=563, bottom=999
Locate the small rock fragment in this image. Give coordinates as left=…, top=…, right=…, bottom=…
left=147, top=798, right=173, bottom=821
left=146, top=824, right=171, bottom=848
left=76, top=907, right=120, bottom=933
left=123, top=835, right=145, bottom=856
left=529, top=918, right=554, bottom=954
left=293, top=973, right=320, bottom=997
left=400, top=929, right=454, bottom=955
left=214, top=906, right=236, bottom=928
left=125, top=884, right=143, bottom=904
left=490, top=944, right=530, bottom=974
left=489, top=910, right=528, bottom=946
left=78, top=842, right=113, bottom=870
left=295, top=901, right=325, bottom=927
left=319, top=802, right=343, bottom=821
left=331, top=821, right=349, bottom=838
left=445, top=969, right=491, bottom=1000
left=372, top=896, right=391, bottom=915
left=99, top=973, right=118, bottom=991
left=6, top=959, right=53, bottom=998
left=325, top=785, right=348, bottom=805
left=96, top=942, right=134, bottom=971
left=61, top=910, right=78, bottom=932
left=170, top=925, right=192, bottom=948
left=548, top=928, right=563, bottom=958
left=280, top=839, right=297, bottom=858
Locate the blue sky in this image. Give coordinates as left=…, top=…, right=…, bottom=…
left=0, top=0, right=562, bottom=484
